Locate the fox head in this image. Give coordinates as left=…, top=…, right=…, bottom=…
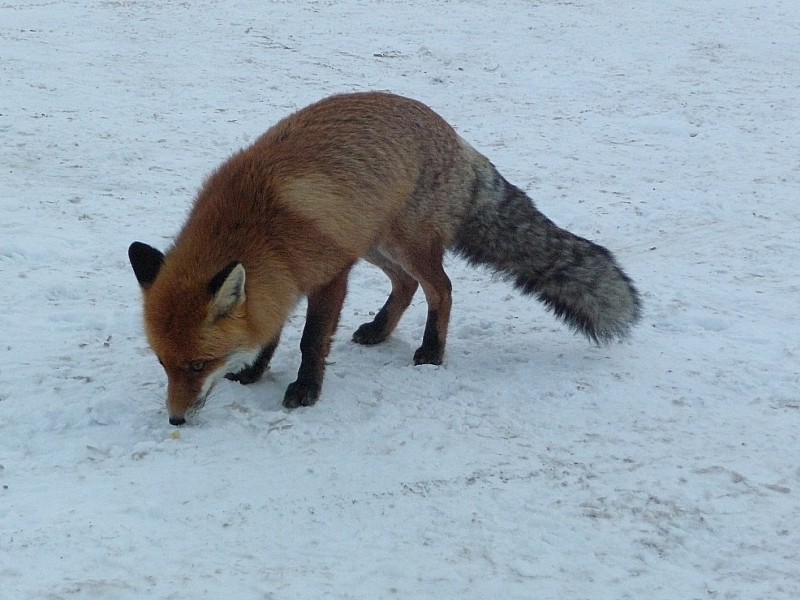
left=128, top=242, right=260, bottom=425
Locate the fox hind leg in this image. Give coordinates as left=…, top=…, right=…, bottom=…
left=353, top=252, right=418, bottom=345
left=406, top=245, right=452, bottom=366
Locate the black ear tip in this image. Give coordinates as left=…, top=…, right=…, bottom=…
left=128, top=242, right=165, bottom=288
left=208, top=261, right=242, bottom=296
left=128, top=241, right=145, bottom=261
left=128, top=240, right=155, bottom=260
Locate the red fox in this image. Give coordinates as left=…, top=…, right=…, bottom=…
left=129, top=91, right=640, bottom=425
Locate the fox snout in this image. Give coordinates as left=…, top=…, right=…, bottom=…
left=165, top=380, right=209, bottom=427
left=166, top=395, right=197, bottom=427
left=164, top=364, right=230, bottom=425
left=166, top=394, right=204, bottom=427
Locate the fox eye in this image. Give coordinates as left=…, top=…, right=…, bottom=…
left=189, top=361, right=205, bottom=372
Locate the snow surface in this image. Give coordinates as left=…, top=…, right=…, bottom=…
left=1, top=1, right=799, bottom=598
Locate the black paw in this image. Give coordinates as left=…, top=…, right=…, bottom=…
left=225, top=364, right=265, bottom=385
left=413, top=345, right=443, bottom=366
left=283, top=380, right=321, bottom=408
left=352, top=321, right=389, bottom=345
left=224, top=343, right=276, bottom=385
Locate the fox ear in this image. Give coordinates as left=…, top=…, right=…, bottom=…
left=208, top=262, right=246, bottom=319
left=129, top=242, right=165, bottom=289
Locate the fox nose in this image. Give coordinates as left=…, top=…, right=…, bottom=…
left=169, top=416, right=186, bottom=426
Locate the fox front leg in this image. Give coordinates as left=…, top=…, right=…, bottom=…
left=284, top=267, right=351, bottom=408
left=225, top=336, right=281, bottom=385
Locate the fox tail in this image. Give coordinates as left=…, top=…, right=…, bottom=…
left=453, top=156, right=641, bottom=343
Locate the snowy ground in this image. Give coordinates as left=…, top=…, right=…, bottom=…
left=1, top=1, right=799, bottom=598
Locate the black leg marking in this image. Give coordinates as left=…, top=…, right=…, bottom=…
left=284, top=267, right=350, bottom=409
left=225, top=338, right=279, bottom=385
left=352, top=297, right=393, bottom=345
left=413, top=309, right=444, bottom=365
left=353, top=255, right=418, bottom=347
left=284, top=315, right=326, bottom=408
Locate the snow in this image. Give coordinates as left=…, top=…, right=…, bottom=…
left=1, top=0, right=798, bottom=598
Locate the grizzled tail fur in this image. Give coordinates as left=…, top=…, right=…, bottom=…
left=452, top=162, right=641, bottom=343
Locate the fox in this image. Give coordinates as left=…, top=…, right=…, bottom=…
left=128, top=91, right=641, bottom=426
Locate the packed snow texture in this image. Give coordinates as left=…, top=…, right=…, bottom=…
left=1, top=1, right=798, bottom=599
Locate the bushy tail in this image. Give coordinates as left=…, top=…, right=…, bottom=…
left=452, top=161, right=641, bottom=343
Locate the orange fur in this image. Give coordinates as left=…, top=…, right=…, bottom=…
left=130, top=91, right=640, bottom=423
